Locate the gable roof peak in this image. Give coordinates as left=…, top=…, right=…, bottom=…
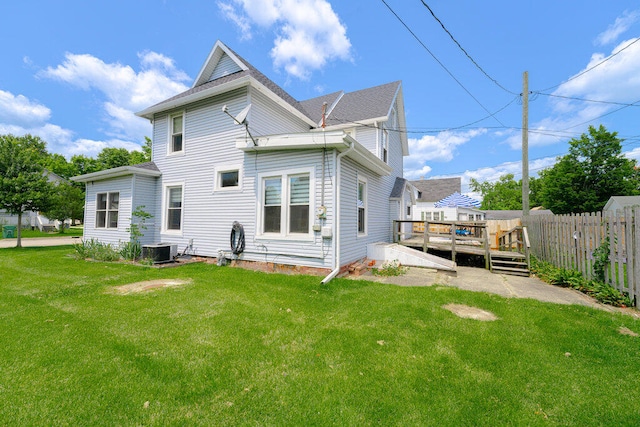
left=193, top=40, right=249, bottom=88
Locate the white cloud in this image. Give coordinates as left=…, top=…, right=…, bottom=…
left=456, top=156, right=557, bottom=193
left=502, top=37, right=640, bottom=150
left=404, top=129, right=487, bottom=179
left=0, top=90, right=51, bottom=127
left=218, top=0, right=352, bottom=79
left=34, top=51, right=190, bottom=153
left=595, top=9, right=640, bottom=46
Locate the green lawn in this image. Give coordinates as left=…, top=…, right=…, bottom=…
left=1, top=246, right=639, bottom=425
left=1, top=226, right=83, bottom=239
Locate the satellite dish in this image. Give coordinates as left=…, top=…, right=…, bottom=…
left=235, top=104, right=252, bottom=125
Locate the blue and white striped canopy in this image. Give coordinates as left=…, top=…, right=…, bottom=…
left=434, top=192, right=481, bottom=208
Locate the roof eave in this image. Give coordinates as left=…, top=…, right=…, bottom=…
left=235, top=131, right=392, bottom=176
left=71, top=166, right=162, bottom=183
left=135, top=75, right=252, bottom=119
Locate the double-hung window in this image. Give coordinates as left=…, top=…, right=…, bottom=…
left=96, top=192, right=119, bottom=228
left=357, top=179, right=367, bottom=234
left=169, top=113, right=183, bottom=154
left=166, top=186, right=183, bottom=231
left=382, top=129, right=389, bottom=163
left=260, top=171, right=311, bottom=237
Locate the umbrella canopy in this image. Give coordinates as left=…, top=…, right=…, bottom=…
left=434, top=192, right=481, bottom=208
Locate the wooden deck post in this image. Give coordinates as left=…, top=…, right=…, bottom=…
left=423, top=221, right=428, bottom=253
left=451, top=222, right=457, bottom=263
left=392, top=220, right=397, bottom=243
left=484, top=225, right=491, bottom=270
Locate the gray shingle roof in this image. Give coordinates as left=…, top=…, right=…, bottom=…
left=131, top=161, right=160, bottom=172
left=390, top=177, right=408, bottom=199
left=323, top=81, right=401, bottom=127
left=139, top=41, right=401, bottom=130
left=411, top=178, right=461, bottom=202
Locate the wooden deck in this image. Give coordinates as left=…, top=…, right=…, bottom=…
left=393, top=220, right=530, bottom=275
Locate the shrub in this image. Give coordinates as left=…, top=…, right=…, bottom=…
left=531, top=256, right=632, bottom=307
left=372, top=260, right=408, bottom=277
left=73, top=239, right=120, bottom=262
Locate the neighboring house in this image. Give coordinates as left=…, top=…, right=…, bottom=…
left=433, top=192, right=484, bottom=222
left=410, top=178, right=483, bottom=221
left=73, top=40, right=410, bottom=275
left=0, top=171, right=69, bottom=231
left=603, top=196, right=640, bottom=214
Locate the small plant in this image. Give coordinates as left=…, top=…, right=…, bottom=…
left=120, top=206, right=152, bottom=261
left=73, top=238, right=120, bottom=261
left=592, top=237, right=611, bottom=282
left=372, top=260, right=408, bottom=277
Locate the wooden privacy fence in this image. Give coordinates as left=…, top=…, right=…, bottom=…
left=524, top=209, right=640, bottom=308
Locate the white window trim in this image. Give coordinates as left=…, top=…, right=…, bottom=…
left=357, top=176, right=368, bottom=236
left=162, top=182, right=184, bottom=235
left=167, top=111, right=185, bottom=156
left=382, top=129, right=389, bottom=164
left=256, top=167, right=315, bottom=241
left=213, top=164, right=243, bottom=192
left=95, top=191, right=119, bottom=229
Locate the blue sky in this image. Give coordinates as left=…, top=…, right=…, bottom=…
left=2, top=1, right=639, bottom=191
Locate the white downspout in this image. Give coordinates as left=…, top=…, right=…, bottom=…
left=321, top=141, right=355, bottom=284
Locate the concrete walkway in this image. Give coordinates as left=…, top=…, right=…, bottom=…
left=357, top=266, right=624, bottom=312
left=0, top=236, right=81, bottom=248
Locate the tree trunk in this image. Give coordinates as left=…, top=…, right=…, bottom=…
left=16, top=211, right=22, bottom=248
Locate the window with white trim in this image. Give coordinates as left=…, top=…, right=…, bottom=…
left=169, top=113, right=184, bottom=153
left=357, top=179, right=367, bottom=234
left=166, top=186, right=183, bottom=231
left=214, top=166, right=242, bottom=191
left=260, top=171, right=311, bottom=237
left=96, top=192, right=119, bottom=229
left=382, top=129, right=389, bottom=163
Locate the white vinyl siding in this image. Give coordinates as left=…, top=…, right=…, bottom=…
left=83, top=176, right=134, bottom=246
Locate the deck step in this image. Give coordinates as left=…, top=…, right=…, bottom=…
left=491, top=266, right=530, bottom=276
left=490, top=252, right=530, bottom=277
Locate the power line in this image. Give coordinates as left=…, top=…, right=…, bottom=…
left=418, top=0, right=518, bottom=95
left=535, top=92, right=640, bottom=107
left=534, top=37, right=640, bottom=93
left=380, top=0, right=507, bottom=128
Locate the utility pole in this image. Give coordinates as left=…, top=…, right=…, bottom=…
left=522, top=71, right=529, bottom=217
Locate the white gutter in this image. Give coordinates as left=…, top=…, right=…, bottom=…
left=321, top=141, right=355, bottom=285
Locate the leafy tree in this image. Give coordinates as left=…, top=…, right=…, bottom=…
left=70, top=154, right=99, bottom=176
left=41, top=181, right=85, bottom=232
left=141, top=136, right=152, bottom=162
left=538, top=125, right=639, bottom=214
left=470, top=174, right=542, bottom=211
left=96, top=147, right=133, bottom=170
left=0, top=134, right=53, bottom=247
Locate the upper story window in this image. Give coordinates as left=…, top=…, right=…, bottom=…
left=96, top=192, right=119, bottom=229
left=169, top=113, right=184, bottom=154
left=382, top=129, right=389, bottom=163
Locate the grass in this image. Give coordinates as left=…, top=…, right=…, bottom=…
left=1, top=246, right=639, bottom=425
left=1, top=226, right=83, bottom=239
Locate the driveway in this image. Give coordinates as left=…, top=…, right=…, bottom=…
left=0, top=236, right=81, bottom=248
left=357, top=266, right=621, bottom=312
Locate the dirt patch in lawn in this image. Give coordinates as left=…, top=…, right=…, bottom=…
left=443, top=304, right=499, bottom=321
left=108, top=279, right=192, bottom=295
left=618, top=326, right=639, bottom=337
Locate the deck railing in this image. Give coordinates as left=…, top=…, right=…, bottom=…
left=393, top=220, right=491, bottom=268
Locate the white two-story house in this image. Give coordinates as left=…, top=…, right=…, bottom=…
left=73, top=40, right=412, bottom=277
